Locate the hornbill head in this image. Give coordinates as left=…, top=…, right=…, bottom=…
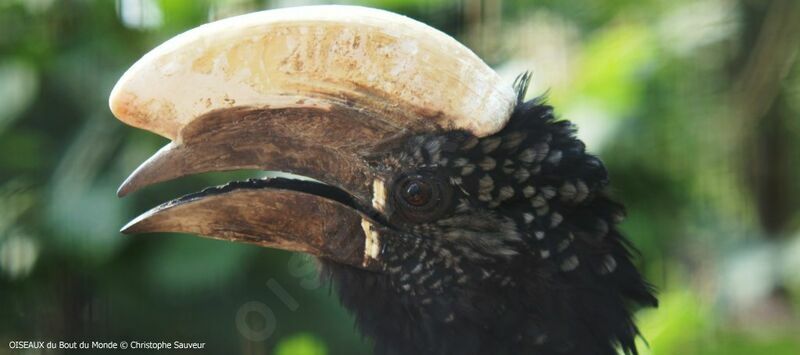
left=112, top=6, right=657, bottom=355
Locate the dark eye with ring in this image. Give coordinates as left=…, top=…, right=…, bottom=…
left=402, top=180, right=432, bottom=206
left=392, top=173, right=453, bottom=223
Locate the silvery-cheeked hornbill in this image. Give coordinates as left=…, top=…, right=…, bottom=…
left=110, top=5, right=657, bottom=355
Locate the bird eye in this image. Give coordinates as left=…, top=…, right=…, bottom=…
left=401, top=180, right=432, bottom=207
left=392, top=173, right=453, bottom=223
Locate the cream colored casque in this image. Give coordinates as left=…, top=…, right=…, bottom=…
left=109, top=5, right=515, bottom=140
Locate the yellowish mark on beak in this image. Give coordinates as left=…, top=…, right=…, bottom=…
left=372, top=178, right=387, bottom=213
left=361, top=219, right=381, bottom=265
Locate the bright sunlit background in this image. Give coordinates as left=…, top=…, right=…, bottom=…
left=1, top=0, right=799, bottom=354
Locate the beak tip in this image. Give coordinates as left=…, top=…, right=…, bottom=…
left=116, top=185, right=128, bottom=198
left=116, top=142, right=180, bottom=198
left=117, top=173, right=141, bottom=198
left=120, top=209, right=157, bottom=235
left=120, top=219, right=139, bottom=234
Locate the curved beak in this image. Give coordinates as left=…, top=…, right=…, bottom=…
left=116, top=103, right=395, bottom=270
left=111, top=5, right=514, bottom=270
left=121, top=179, right=379, bottom=269
left=116, top=105, right=393, bottom=200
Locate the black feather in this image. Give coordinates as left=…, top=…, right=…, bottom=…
left=321, top=78, right=657, bottom=354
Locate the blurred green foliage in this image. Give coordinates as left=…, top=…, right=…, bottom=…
left=1, top=0, right=799, bottom=354
left=275, top=333, right=328, bottom=355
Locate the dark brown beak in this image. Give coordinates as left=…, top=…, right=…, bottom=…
left=115, top=106, right=401, bottom=200
left=117, top=104, right=399, bottom=270
left=121, top=179, right=379, bottom=269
